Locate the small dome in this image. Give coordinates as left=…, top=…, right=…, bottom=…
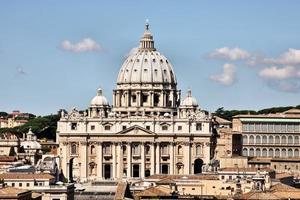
left=90, top=88, right=109, bottom=107
left=181, top=89, right=198, bottom=107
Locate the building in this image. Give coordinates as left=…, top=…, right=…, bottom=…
left=19, top=129, right=42, bottom=165
left=233, top=109, right=300, bottom=159
left=0, top=173, right=74, bottom=200
left=0, top=133, right=20, bottom=156
left=0, top=111, right=30, bottom=128
left=0, top=185, right=33, bottom=200
left=57, top=22, right=213, bottom=182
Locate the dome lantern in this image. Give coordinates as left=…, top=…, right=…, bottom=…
left=139, top=20, right=156, bottom=51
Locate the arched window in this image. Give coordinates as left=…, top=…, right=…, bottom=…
left=256, top=148, right=261, bottom=157
left=275, top=136, right=280, bottom=144
left=145, top=144, right=150, bottom=155
left=122, top=145, right=127, bottom=154
left=269, top=149, right=274, bottom=157
left=256, top=136, right=261, bottom=144
left=295, top=136, right=299, bottom=144
left=269, top=136, right=274, bottom=144
left=281, top=149, right=287, bottom=157
left=288, top=136, right=293, bottom=144
left=249, top=148, right=254, bottom=156
left=243, top=135, right=248, bottom=144
left=103, top=143, right=111, bottom=155
left=249, top=135, right=254, bottom=144
left=275, top=149, right=280, bottom=157
left=288, top=149, right=293, bottom=157
left=262, top=148, right=267, bottom=157
left=282, top=136, right=287, bottom=144
left=295, top=149, right=299, bottom=157
left=196, top=145, right=201, bottom=155
left=177, top=145, right=183, bottom=155
left=160, top=143, right=169, bottom=155
left=90, top=145, right=95, bottom=155
left=242, top=148, right=248, bottom=156
left=71, top=143, right=77, bottom=155
left=262, top=135, right=267, bottom=144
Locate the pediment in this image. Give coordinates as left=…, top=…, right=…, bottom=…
left=116, top=125, right=156, bottom=136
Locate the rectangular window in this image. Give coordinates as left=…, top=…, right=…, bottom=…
left=19, top=183, right=22, bottom=187
left=91, top=125, right=95, bottom=130
left=287, top=124, right=294, bottom=132
left=281, top=124, right=287, bottom=132
left=275, top=124, right=281, bottom=132
left=26, top=183, right=30, bottom=187
left=196, top=123, right=202, bottom=131
left=104, top=125, right=111, bottom=131
left=261, top=123, right=267, bottom=132
left=249, top=123, right=254, bottom=131
left=255, top=123, right=261, bottom=132
left=122, top=126, right=127, bottom=130
left=162, top=125, right=168, bottom=131
left=242, top=123, right=249, bottom=131
left=178, top=126, right=182, bottom=131
left=268, top=123, right=274, bottom=132
left=295, top=124, right=300, bottom=132
left=71, top=123, right=77, bottom=130
left=132, top=95, right=137, bottom=103
left=146, top=126, right=150, bottom=130
left=12, top=183, right=15, bottom=187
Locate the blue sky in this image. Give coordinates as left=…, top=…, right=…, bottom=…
left=1, top=1, right=300, bottom=115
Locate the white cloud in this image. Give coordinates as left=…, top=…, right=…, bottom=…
left=17, top=67, right=26, bottom=75
left=208, top=47, right=251, bottom=61
left=259, top=65, right=300, bottom=80
left=264, top=48, right=300, bottom=65
left=210, top=63, right=236, bottom=86
left=61, top=38, right=101, bottom=52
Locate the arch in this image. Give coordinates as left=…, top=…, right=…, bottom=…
left=269, top=149, right=274, bottom=157
left=275, top=149, right=280, bottom=157
left=256, top=148, right=261, bottom=157
left=249, top=135, right=254, bottom=144
left=275, top=136, right=280, bottom=144
left=288, top=136, right=293, bottom=144
left=262, top=135, right=267, bottom=144
left=262, top=148, right=267, bottom=157
left=288, top=149, right=293, bottom=157
left=295, top=149, right=299, bottom=157
left=178, top=145, right=183, bottom=155
left=242, top=148, right=248, bottom=156
left=282, top=149, right=287, bottom=157
left=256, top=135, right=261, bottom=144
left=249, top=148, right=254, bottom=156
left=281, top=136, right=287, bottom=144
left=295, top=136, right=299, bottom=144
left=194, top=159, right=203, bottom=174
left=269, top=136, right=274, bottom=144
left=243, top=135, right=248, bottom=144
left=89, top=162, right=96, bottom=176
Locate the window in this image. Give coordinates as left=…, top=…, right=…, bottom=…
left=177, top=145, right=183, bottom=155
left=282, top=149, right=287, bottom=157
left=282, top=136, right=287, bottom=144
left=161, top=144, right=169, bottom=155
left=295, top=149, right=299, bottom=157
left=71, top=143, right=77, bottom=155
left=103, top=143, right=111, bottom=155
left=196, top=123, right=202, bottom=131
left=26, top=183, right=30, bottom=187
left=275, top=136, right=280, bottom=144
left=288, top=136, right=293, bottom=144
left=71, top=123, right=77, bottom=130
left=261, top=124, right=267, bottom=132
left=249, top=148, right=254, bottom=156
left=255, top=123, right=261, bottom=132
left=256, top=148, right=261, bottom=157
left=162, top=125, right=168, bottom=131
left=269, top=149, right=274, bottom=157
left=295, top=136, right=299, bottom=144
left=19, top=183, right=22, bottom=187
left=288, top=149, right=293, bottom=157
left=256, top=136, right=261, bottom=144
left=262, top=135, right=267, bottom=144
left=90, top=145, right=95, bottom=155
left=262, top=148, right=267, bottom=157
left=195, top=144, right=201, bottom=155
left=145, top=145, right=150, bottom=155
left=249, top=135, right=254, bottom=144
left=275, top=149, right=280, bottom=157
left=142, top=94, right=148, bottom=103
left=91, top=125, right=95, bottom=130
left=269, top=136, right=274, bottom=144
left=12, top=183, right=15, bottom=187
left=243, top=135, right=248, bottom=144
left=132, top=95, right=137, bottom=103
left=275, top=124, right=281, bottom=132
left=268, top=124, right=274, bottom=132
left=242, top=124, right=249, bottom=131
left=132, top=144, right=140, bottom=155
left=104, top=125, right=111, bottom=131
left=146, top=126, right=150, bottom=130
left=287, top=124, right=294, bottom=132
left=249, top=123, right=254, bottom=131
left=281, top=124, right=287, bottom=132
left=221, top=175, right=225, bottom=180
left=178, top=126, right=182, bottom=131
left=122, top=126, right=127, bottom=130
left=243, top=148, right=248, bottom=156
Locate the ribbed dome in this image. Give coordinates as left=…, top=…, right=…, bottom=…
left=90, top=88, right=109, bottom=106
left=117, top=22, right=177, bottom=85
left=181, top=90, right=198, bottom=107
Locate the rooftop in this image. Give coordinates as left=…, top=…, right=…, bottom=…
left=0, top=173, right=55, bottom=180
left=146, top=174, right=218, bottom=180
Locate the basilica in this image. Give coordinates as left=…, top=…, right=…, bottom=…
left=57, top=23, right=213, bottom=182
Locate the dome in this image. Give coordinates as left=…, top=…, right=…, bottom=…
left=181, top=90, right=198, bottom=107
left=90, top=88, right=109, bottom=107
left=117, top=22, right=177, bottom=85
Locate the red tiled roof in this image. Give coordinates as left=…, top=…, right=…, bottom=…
left=0, top=173, right=54, bottom=180
left=146, top=174, right=218, bottom=180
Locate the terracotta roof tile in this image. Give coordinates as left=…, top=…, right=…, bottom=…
left=0, top=173, right=54, bottom=180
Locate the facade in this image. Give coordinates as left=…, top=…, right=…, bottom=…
left=233, top=109, right=300, bottom=159
left=57, top=23, right=213, bottom=182
left=0, top=111, right=30, bottom=128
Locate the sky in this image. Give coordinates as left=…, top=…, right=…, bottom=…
left=1, top=0, right=300, bottom=115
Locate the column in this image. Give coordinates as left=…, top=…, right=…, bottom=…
left=155, top=143, right=160, bottom=174
left=184, top=143, right=190, bottom=174
left=117, top=143, right=123, bottom=179
left=113, top=91, right=116, bottom=107
left=80, top=141, right=88, bottom=181
left=170, top=143, right=174, bottom=174
left=150, top=143, right=155, bottom=175
left=112, top=143, right=116, bottom=179
left=97, top=142, right=103, bottom=179
left=127, top=143, right=131, bottom=178
left=141, top=143, right=145, bottom=178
